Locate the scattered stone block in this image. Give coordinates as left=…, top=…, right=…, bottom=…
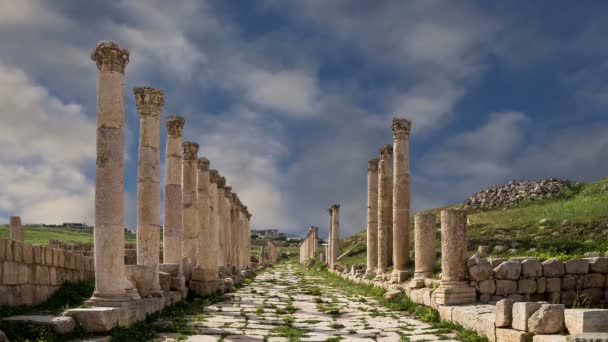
left=543, top=259, right=566, bottom=277
left=565, top=259, right=590, bottom=275
left=565, top=309, right=608, bottom=334
left=1, top=315, right=76, bottom=335
left=451, top=305, right=496, bottom=341
left=528, top=304, right=565, bottom=334
left=496, top=299, right=515, bottom=328
left=495, top=261, right=522, bottom=280
left=496, top=328, right=531, bottom=342
left=383, top=289, right=401, bottom=300
left=512, top=302, right=542, bottom=331
left=63, top=308, right=119, bottom=333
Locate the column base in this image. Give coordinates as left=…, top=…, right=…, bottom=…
left=390, top=269, right=411, bottom=283
left=86, top=288, right=141, bottom=307
left=434, top=281, right=476, bottom=306
left=408, top=278, right=426, bottom=289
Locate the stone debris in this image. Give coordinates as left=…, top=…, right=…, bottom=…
left=463, top=178, right=571, bottom=209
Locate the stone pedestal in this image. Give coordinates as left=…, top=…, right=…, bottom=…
left=134, top=86, right=164, bottom=294
left=366, top=159, right=379, bottom=274
left=163, top=116, right=185, bottom=286
left=391, top=118, right=411, bottom=283
left=434, top=209, right=475, bottom=305
left=88, top=41, right=140, bottom=305
left=377, top=144, right=393, bottom=274
left=181, top=142, right=199, bottom=270
left=410, top=213, right=436, bottom=288
left=10, top=216, right=24, bottom=242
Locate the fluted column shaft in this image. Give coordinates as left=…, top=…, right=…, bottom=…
left=366, top=159, right=379, bottom=274
left=196, top=158, right=210, bottom=268
left=89, top=41, right=138, bottom=303
left=392, top=118, right=411, bottom=282
left=163, top=116, right=185, bottom=275
left=134, top=86, right=163, bottom=292
left=377, top=144, right=393, bottom=274
left=182, top=142, right=199, bottom=266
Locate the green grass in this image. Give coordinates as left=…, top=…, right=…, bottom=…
left=0, top=226, right=136, bottom=245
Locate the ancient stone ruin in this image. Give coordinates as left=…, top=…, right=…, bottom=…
left=463, top=178, right=571, bottom=209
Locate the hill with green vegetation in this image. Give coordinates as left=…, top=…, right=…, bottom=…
left=338, top=177, right=608, bottom=266
left=0, top=226, right=136, bottom=246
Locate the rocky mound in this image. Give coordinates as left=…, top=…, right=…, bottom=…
left=463, top=178, right=571, bottom=209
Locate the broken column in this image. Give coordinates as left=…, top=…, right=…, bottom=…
left=410, top=213, right=436, bottom=288
left=331, top=204, right=340, bottom=267
left=10, top=216, right=24, bottom=242
left=163, top=116, right=185, bottom=281
left=182, top=142, right=199, bottom=274
left=88, top=41, right=139, bottom=304
left=133, top=86, right=164, bottom=295
left=366, top=158, right=379, bottom=274
left=391, top=118, right=412, bottom=283
left=434, top=209, right=476, bottom=305
left=377, top=144, right=393, bottom=275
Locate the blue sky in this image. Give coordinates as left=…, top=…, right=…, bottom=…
left=1, top=1, right=607, bottom=238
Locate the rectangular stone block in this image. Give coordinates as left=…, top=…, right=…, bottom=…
left=23, top=243, right=33, bottom=264
left=587, top=257, right=608, bottom=273
left=3, top=261, right=18, bottom=285
left=13, top=240, right=23, bottom=262
left=566, top=333, right=608, bottom=341
left=565, top=259, right=590, bottom=275
left=5, top=239, right=13, bottom=261
left=18, top=264, right=31, bottom=284
left=565, top=309, right=608, bottom=334
left=533, top=335, right=567, bottom=342
left=519, top=279, right=537, bottom=294
left=0, top=238, right=5, bottom=261
left=44, top=247, right=53, bottom=266
left=512, top=302, right=542, bottom=331
left=497, top=280, right=518, bottom=295
left=438, top=305, right=453, bottom=321
left=496, top=328, right=532, bottom=342
left=452, top=305, right=496, bottom=341
left=33, top=246, right=42, bottom=264
left=496, top=298, right=515, bottom=328
left=64, top=308, right=119, bottom=333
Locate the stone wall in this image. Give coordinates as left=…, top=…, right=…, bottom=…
left=0, top=238, right=95, bottom=306
left=467, top=256, right=608, bottom=307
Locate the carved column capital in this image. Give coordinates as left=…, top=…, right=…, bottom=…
left=392, top=117, right=412, bottom=140
left=91, top=41, right=129, bottom=74
left=197, top=157, right=210, bottom=171
left=225, top=186, right=232, bottom=196
left=133, top=87, right=164, bottom=116
left=209, top=169, right=219, bottom=183
left=217, top=176, right=226, bottom=188
left=166, top=116, right=185, bottom=137
left=182, top=142, right=199, bottom=161
left=368, top=158, right=379, bottom=172
left=331, top=203, right=340, bottom=210
left=379, top=144, right=393, bottom=159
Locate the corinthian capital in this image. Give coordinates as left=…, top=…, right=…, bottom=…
left=331, top=203, right=340, bottom=210
left=368, top=158, right=379, bottom=172
left=133, top=87, right=164, bottom=116
left=217, top=176, right=226, bottom=188
left=197, top=157, right=210, bottom=171
left=392, top=117, right=411, bottom=139
left=209, top=169, right=219, bottom=183
left=379, top=144, right=393, bottom=159
left=91, top=41, right=129, bottom=74
left=182, top=142, right=199, bottom=161
left=225, top=186, right=232, bottom=196
left=167, top=116, right=185, bottom=137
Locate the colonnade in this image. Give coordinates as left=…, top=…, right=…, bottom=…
left=299, top=226, right=319, bottom=264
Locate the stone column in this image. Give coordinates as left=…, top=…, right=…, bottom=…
left=435, top=209, right=476, bottom=305
left=230, top=193, right=239, bottom=269
left=10, top=216, right=24, bottom=242
left=208, top=170, right=220, bottom=277
left=331, top=204, right=340, bottom=266
left=133, top=86, right=164, bottom=294
left=327, top=207, right=333, bottom=266
left=89, top=41, right=139, bottom=304
left=163, top=116, right=185, bottom=276
left=244, top=208, right=251, bottom=269
left=196, top=158, right=210, bottom=268
left=366, top=158, right=379, bottom=274
left=182, top=142, right=199, bottom=271
left=216, top=176, right=226, bottom=268
left=410, top=213, right=436, bottom=288
left=223, top=186, right=233, bottom=272
left=391, top=118, right=412, bottom=283
left=377, top=144, right=393, bottom=275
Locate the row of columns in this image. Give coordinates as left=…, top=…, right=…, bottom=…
left=299, top=226, right=319, bottom=264
left=88, top=41, right=252, bottom=306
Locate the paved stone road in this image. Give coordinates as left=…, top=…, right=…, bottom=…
left=160, top=263, right=458, bottom=341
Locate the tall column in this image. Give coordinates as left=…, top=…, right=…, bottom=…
left=230, top=193, right=238, bottom=269
left=182, top=142, right=199, bottom=268
left=366, top=158, right=379, bottom=274
left=327, top=208, right=333, bottom=266
left=163, top=116, right=185, bottom=276
left=411, top=213, right=436, bottom=286
left=223, top=186, right=233, bottom=271
left=10, top=216, right=24, bottom=242
left=244, top=208, right=251, bottom=269
left=196, top=158, right=210, bottom=268
left=391, top=118, right=412, bottom=283
left=331, top=204, right=340, bottom=266
left=435, top=209, right=476, bottom=305
left=89, top=41, right=139, bottom=304
left=377, top=144, right=393, bottom=275
left=216, top=176, right=226, bottom=268
left=208, top=170, right=220, bottom=277
left=134, top=86, right=164, bottom=293
left=313, top=227, right=319, bottom=256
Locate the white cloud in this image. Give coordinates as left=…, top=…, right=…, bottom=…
left=0, top=0, right=69, bottom=28
left=0, top=63, right=95, bottom=224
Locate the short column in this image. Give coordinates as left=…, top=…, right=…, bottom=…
left=134, top=86, right=164, bottom=294
left=409, top=213, right=436, bottom=288
left=366, top=158, right=379, bottom=274
left=182, top=142, right=199, bottom=272
left=89, top=41, right=139, bottom=304
left=377, top=144, right=393, bottom=275
left=434, top=209, right=476, bottom=305
left=10, top=216, right=24, bottom=242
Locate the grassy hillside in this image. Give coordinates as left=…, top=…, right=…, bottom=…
left=339, top=177, right=608, bottom=266
left=0, top=226, right=136, bottom=246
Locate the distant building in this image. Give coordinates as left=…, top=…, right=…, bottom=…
left=62, top=222, right=91, bottom=229
left=251, top=229, right=280, bottom=239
